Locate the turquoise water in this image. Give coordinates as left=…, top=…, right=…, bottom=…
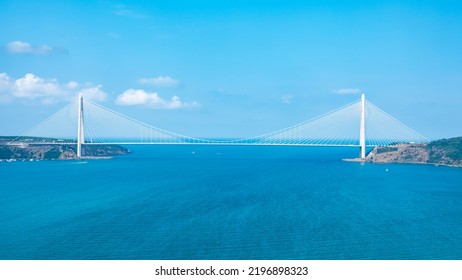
left=1, top=145, right=461, bottom=259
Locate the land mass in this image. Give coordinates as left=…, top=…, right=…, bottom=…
left=347, top=137, right=462, bottom=167
left=0, top=137, right=130, bottom=160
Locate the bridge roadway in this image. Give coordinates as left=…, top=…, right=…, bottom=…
left=12, top=141, right=378, bottom=147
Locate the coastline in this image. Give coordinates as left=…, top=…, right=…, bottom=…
left=0, top=155, right=114, bottom=162
left=0, top=138, right=130, bottom=161
left=343, top=137, right=462, bottom=168
left=342, top=157, right=462, bottom=168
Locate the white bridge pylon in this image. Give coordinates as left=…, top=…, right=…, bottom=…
left=11, top=94, right=429, bottom=158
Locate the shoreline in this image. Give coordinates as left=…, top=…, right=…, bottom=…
left=0, top=156, right=114, bottom=162
left=1, top=140, right=130, bottom=161
left=344, top=138, right=462, bottom=168
left=342, top=158, right=462, bottom=168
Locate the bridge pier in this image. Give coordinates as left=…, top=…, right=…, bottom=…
left=77, top=93, right=85, bottom=158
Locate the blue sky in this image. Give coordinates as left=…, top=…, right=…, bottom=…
left=1, top=0, right=461, bottom=139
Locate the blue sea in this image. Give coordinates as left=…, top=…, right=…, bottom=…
left=1, top=145, right=461, bottom=260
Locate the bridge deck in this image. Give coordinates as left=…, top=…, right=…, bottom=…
left=8, top=142, right=382, bottom=147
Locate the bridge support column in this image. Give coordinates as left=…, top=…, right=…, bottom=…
left=77, top=93, right=85, bottom=158
left=359, top=93, right=366, bottom=158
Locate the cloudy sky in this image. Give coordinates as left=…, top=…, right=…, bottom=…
left=1, top=0, right=461, bottom=138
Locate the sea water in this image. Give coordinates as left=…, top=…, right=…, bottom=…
left=0, top=145, right=461, bottom=259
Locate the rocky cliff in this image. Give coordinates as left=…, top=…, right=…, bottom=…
left=363, top=137, right=462, bottom=167
left=0, top=137, right=130, bottom=160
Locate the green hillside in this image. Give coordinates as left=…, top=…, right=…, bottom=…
left=427, top=137, right=462, bottom=162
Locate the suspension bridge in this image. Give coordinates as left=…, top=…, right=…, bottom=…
left=8, top=93, right=428, bottom=158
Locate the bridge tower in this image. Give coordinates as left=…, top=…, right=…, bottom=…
left=359, top=93, right=366, bottom=158
left=77, top=93, right=85, bottom=158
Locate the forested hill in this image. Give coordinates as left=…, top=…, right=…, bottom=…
left=0, top=137, right=130, bottom=160
left=364, top=137, right=462, bottom=167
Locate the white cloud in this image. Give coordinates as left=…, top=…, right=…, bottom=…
left=67, top=81, right=79, bottom=90
left=1, top=73, right=193, bottom=108
left=116, top=89, right=151, bottom=105
left=13, top=73, right=61, bottom=98
left=0, top=72, right=108, bottom=104
left=138, top=76, right=179, bottom=88
left=79, top=85, right=107, bottom=102
left=6, top=41, right=35, bottom=53
left=5, top=41, right=67, bottom=55
left=332, top=88, right=361, bottom=95
left=0, top=73, right=11, bottom=92
left=116, top=89, right=199, bottom=109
